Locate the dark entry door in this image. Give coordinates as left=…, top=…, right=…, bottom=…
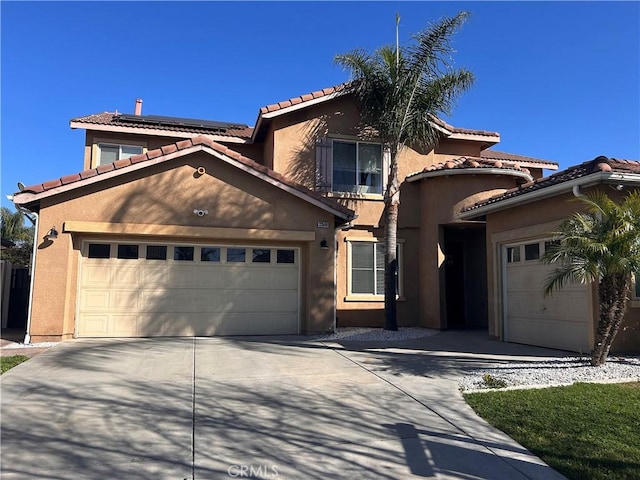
left=445, top=241, right=465, bottom=328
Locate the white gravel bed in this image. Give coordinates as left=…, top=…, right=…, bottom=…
left=316, top=327, right=440, bottom=342
left=459, top=356, right=640, bottom=392
left=2, top=342, right=59, bottom=349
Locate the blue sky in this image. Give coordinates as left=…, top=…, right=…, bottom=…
left=2, top=1, right=639, bottom=210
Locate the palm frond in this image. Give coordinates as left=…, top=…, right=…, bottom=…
left=542, top=190, right=640, bottom=295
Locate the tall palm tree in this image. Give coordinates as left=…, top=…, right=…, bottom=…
left=335, top=12, right=475, bottom=330
left=542, top=190, right=640, bottom=366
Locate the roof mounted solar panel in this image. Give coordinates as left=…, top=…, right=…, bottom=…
left=116, top=114, right=248, bottom=131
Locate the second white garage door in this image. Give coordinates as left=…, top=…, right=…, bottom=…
left=503, top=239, right=592, bottom=352
left=77, top=242, right=300, bottom=337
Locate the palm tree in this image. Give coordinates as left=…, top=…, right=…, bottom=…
left=542, top=190, right=640, bottom=366
left=1, top=206, right=33, bottom=243
left=1, top=206, right=35, bottom=268
left=335, top=12, right=475, bottom=330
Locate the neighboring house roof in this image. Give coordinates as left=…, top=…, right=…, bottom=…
left=13, top=136, right=355, bottom=221
left=480, top=149, right=559, bottom=170
left=406, top=156, right=534, bottom=183
left=70, top=113, right=254, bottom=143
left=252, top=83, right=500, bottom=146
left=459, top=156, right=640, bottom=218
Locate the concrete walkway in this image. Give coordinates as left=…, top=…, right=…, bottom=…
left=0, top=331, right=568, bottom=479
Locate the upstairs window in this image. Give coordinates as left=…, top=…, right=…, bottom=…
left=315, top=138, right=387, bottom=195
left=98, top=143, right=143, bottom=165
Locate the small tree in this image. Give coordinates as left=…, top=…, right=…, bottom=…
left=542, top=190, right=640, bottom=366
left=1, top=207, right=35, bottom=268
left=335, top=12, right=474, bottom=330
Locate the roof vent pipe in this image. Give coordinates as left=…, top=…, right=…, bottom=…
left=134, top=98, right=143, bottom=116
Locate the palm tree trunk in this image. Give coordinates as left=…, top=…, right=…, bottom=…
left=384, top=202, right=398, bottom=331
left=384, top=152, right=400, bottom=331
left=592, top=274, right=629, bottom=366
left=594, top=275, right=629, bottom=365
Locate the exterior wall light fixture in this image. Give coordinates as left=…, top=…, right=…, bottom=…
left=45, top=226, right=58, bottom=240
left=320, top=239, right=329, bottom=250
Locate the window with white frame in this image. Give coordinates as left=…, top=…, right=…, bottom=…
left=315, top=138, right=387, bottom=195
left=98, top=143, right=143, bottom=165
left=348, top=241, right=401, bottom=297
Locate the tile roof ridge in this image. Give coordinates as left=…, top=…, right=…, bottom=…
left=429, top=115, right=500, bottom=138
left=260, top=83, right=349, bottom=114
left=418, top=155, right=530, bottom=174
left=480, top=149, right=558, bottom=165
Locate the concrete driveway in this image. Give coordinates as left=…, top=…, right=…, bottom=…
left=1, top=331, right=567, bottom=479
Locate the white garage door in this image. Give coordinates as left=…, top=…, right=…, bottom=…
left=503, top=240, right=591, bottom=352
left=77, top=242, right=299, bottom=337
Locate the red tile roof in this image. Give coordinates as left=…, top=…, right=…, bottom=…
left=406, top=156, right=533, bottom=180
left=462, top=156, right=640, bottom=214
left=429, top=116, right=499, bottom=138
left=16, top=136, right=354, bottom=219
left=480, top=150, right=558, bottom=168
left=71, top=112, right=254, bottom=139
left=260, top=84, right=349, bottom=114
left=258, top=83, right=500, bottom=139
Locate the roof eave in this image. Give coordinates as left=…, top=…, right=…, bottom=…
left=251, top=90, right=347, bottom=143
left=69, top=121, right=251, bottom=144
left=406, top=168, right=533, bottom=183
left=13, top=144, right=354, bottom=221
left=458, top=172, right=640, bottom=219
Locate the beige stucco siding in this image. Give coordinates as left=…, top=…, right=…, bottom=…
left=29, top=152, right=337, bottom=341
left=418, top=174, right=520, bottom=329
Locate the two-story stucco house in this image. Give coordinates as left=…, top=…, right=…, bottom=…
left=12, top=85, right=640, bottom=353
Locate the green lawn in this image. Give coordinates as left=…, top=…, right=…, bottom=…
left=1, top=355, right=30, bottom=374
left=464, top=382, right=640, bottom=480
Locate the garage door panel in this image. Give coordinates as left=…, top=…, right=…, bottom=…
left=169, top=267, right=200, bottom=288
left=196, top=268, right=226, bottom=288
left=112, top=266, right=141, bottom=286
left=110, top=315, right=139, bottom=336
left=505, top=241, right=591, bottom=352
left=82, top=266, right=112, bottom=286
left=507, top=317, right=590, bottom=352
left=506, top=290, right=589, bottom=321
left=78, top=315, right=109, bottom=336
left=141, top=265, right=170, bottom=286
left=81, top=290, right=110, bottom=310
left=78, top=242, right=300, bottom=337
left=110, top=290, right=140, bottom=311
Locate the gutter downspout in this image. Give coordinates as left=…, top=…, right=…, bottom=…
left=14, top=206, right=38, bottom=345
left=572, top=185, right=584, bottom=197
left=333, top=217, right=357, bottom=333
left=333, top=224, right=338, bottom=334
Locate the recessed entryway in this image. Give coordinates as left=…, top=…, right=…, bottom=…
left=443, top=225, right=488, bottom=329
